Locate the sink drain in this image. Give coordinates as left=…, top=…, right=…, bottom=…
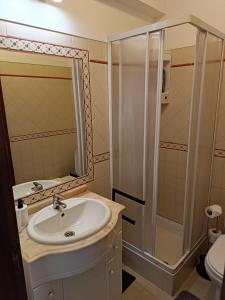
left=64, top=231, right=75, bottom=237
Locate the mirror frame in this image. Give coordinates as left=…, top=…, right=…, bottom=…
left=0, top=35, right=94, bottom=205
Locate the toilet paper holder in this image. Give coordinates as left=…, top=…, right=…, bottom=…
left=205, top=204, right=222, bottom=232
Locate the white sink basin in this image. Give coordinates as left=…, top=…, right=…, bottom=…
left=27, top=198, right=111, bottom=245
left=13, top=180, right=60, bottom=200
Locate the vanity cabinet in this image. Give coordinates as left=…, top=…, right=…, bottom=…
left=33, top=281, right=63, bottom=300
left=107, top=231, right=122, bottom=300
left=63, top=259, right=107, bottom=300
left=24, top=216, right=122, bottom=300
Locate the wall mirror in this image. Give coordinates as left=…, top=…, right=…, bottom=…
left=0, top=36, right=93, bottom=204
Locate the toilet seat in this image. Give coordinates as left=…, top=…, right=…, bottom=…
left=205, top=234, right=225, bottom=285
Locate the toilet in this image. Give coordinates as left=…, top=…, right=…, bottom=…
left=205, top=234, right=225, bottom=300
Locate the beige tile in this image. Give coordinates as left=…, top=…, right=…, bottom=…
left=209, top=186, right=225, bottom=230
left=2, top=68, right=76, bottom=137
left=160, top=67, right=193, bottom=144
left=171, top=46, right=195, bottom=66
left=90, top=63, right=109, bottom=155
left=72, top=36, right=107, bottom=61
left=87, top=160, right=110, bottom=198
left=11, top=133, right=76, bottom=184
left=215, top=74, right=225, bottom=148
left=191, top=48, right=219, bottom=243
left=157, top=46, right=193, bottom=225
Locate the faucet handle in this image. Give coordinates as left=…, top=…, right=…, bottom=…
left=53, top=194, right=67, bottom=210
left=31, top=181, right=43, bottom=192
left=53, top=193, right=65, bottom=201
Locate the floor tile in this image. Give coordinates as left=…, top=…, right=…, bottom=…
left=122, top=266, right=212, bottom=300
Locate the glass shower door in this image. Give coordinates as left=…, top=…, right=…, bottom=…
left=111, top=34, right=147, bottom=249
left=110, top=31, right=163, bottom=252
left=189, top=33, right=223, bottom=248
left=155, top=24, right=198, bottom=265
left=144, top=31, right=164, bottom=255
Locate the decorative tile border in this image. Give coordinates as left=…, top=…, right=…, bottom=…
left=90, top=59, right=108, bottom=65
left=93, top=152, right=110, bottom=164
left=10, top=128, right=76, bottom=142
left=169, top=60, right=221, bottom=69
left=171, top=63, right=194, bottom=68
left=0, top=73, right=72, bottom=80
left=159, top=144, right=225, bottom=158
left=0, top=35, right=94, bottom=205
left=92, top=144, right=189, bottom=165
left=160, top=141, right=188, bottom=152
left=0, top=35, right=88, bottom=58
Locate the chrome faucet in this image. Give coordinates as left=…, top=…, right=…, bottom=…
left=53, top=194, right=67, bottom=210
left=31, top=181, right=43, bottom=192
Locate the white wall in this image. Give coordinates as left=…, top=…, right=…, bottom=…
left=1, top=0, right=225, bottom=43
left=164, top=0, right=225, bottom=35
left=0, top=0, right=151, bottom=42
left=140, top=0, right=166, bottom=13
left=1, top=0, right=225, bottom=50
left=96, top=0, right=165, bottom=21
left=164, top=25, right=197, bottom=50
left=162, top=0, right=225, bottom=50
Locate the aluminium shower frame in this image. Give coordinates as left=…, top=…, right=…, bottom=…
left=108, top=15, right=225, bottom=265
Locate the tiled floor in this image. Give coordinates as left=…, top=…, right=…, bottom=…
left=123, top=266, right=213, bottom=300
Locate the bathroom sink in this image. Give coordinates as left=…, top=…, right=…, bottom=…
left=27, top=198, right=111, bottom=245
left=13, top=180, right=60, bottom=200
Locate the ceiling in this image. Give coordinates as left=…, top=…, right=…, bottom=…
left=95, top=0, right=165, bottom=22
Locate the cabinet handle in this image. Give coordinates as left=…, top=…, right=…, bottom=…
left=113, top=245, right=119, bottom=250
left=48, top=291, right=54, bottom=298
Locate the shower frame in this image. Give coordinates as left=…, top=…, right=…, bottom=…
left=108, top=15, right=225, bottom=291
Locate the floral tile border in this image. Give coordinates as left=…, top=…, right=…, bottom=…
left=10, top=128, right=77, bottom=142
left=160, top=141, right=188, bottom=152
left=93, top=152, right=110, bottom=164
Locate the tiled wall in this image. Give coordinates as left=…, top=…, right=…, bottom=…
left=190, top=35, right=222, bottom=246
left=0, top=21, right=110, bottom=199
left=157, top=47, right=194, bottom=224
left=87, top=60, right=110, bottom=197
left=1, top=62, right=77, bottom=183
left=158, top=43, right=225, bottom=236
left=6, top=23, right=224, bottom=227
left=210, top=61, right=225, bottom=231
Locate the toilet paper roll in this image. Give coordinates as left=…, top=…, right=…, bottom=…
left=20, top=204, right=28, bottom=228
left=208, top=228, right=222, bottom=244
left=205, top=205, right=222, bottom=218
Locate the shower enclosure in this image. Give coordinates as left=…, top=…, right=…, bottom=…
left=108, top=16, right=224, bottom=293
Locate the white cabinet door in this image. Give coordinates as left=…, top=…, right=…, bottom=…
left=106, top=230, right=122, bottom=300
left=63, top=260, right=107, bottom=300
left=33, top=280, right=63, bottom=300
